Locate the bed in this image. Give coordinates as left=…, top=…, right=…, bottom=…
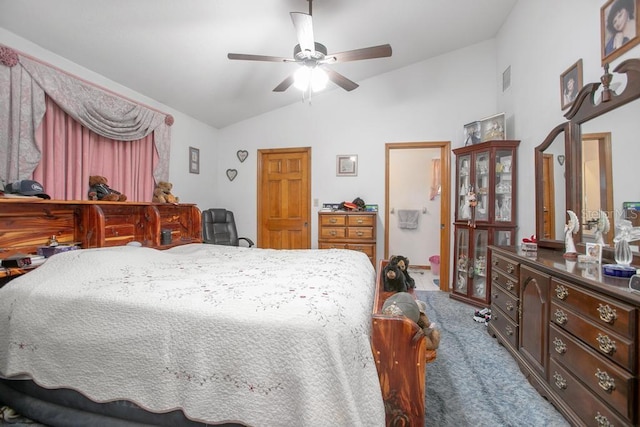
left=0, top=244, right=386, bottom=426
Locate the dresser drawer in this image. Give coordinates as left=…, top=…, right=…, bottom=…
left=549, top=358, right=629, bottom=427
left=491, top=284, right=518, bottom=323
left=491, top=254, right=519, bottom=277
left=318, top=242, right=347, bottom=250
left=551, top=301, right=634, bottom=372
left=347, top=215, right=375, bottom=227
left=320, top=215, right=346, bottom=226
left=320, top=227, right=346, bottom=239
left=550, top=323, right=634, bottom=420
left=551, top=278, right=637, bottom=339
left=491, top=268, right=520, bottom=297
left=347, top=227, right=374, bottom=240
left=346, top=243, right=375, bottom=258
left=489, top=306, right=518, bottom=349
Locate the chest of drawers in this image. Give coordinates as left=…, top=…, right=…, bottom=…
left=488, top=245, right=640, bottom=427
left=318, top=211, right=377, bottom=265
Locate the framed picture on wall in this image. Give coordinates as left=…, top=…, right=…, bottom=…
left=336, top=155, right=358, bottom=176
left=560, top=59, right=583, bottom=110
left=189, top=147, right=200, bottom=174
left=601, top=0, right=640, bottom=64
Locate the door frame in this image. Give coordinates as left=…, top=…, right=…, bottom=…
left=385, top=141, right=451, bottom=291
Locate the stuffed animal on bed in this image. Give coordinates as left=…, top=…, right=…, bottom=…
left=383, top=262, right=409, bottom=292
left=388, top=255, right=415, bottom=289
left=382, top=293, right=441, bottom=350
left=87, top=175, right=127, bottom=201
left=152, top=181, right=179, bottom=204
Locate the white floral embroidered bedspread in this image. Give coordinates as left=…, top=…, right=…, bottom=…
left=0, top=244, right=385, bottom=426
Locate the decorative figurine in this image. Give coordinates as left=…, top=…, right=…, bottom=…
left=564, top=210, right=579, bottom=259
left=594, top=210, right=610, bottom=246
left=613, top=218, right=640, bottom=266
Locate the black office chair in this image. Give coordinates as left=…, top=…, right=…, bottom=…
left=202, top=208, right=254, bottom=247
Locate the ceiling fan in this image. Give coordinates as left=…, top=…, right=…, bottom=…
left=227, top=0, right=392, bottom=93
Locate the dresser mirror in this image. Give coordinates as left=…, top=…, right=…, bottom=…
left=535, top=58, right=640, bottom=263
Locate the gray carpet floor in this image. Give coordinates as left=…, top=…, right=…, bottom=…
left=417, top=290, right=569, bottom=427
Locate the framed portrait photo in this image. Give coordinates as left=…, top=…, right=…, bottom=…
left=586, top=242, right=603, bottom=264
left=336, top=155, right=358, bottom=176
left=560, top=59, right=583, bottom=110
left=463, top=121, right=482, bottom=146
left=601, top=0, right=640, bottom=64
left=189, top=146, right=200, bottom=174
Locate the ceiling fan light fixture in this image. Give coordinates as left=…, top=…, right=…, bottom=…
left=293, top=65, right=328, bottom=92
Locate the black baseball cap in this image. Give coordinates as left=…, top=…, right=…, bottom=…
left=5, top=180, right=51, bottom=199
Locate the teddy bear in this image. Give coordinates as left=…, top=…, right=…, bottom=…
left=388, top=255, right=415, bottom=289
left=381, top=293, right=440, bottom=350
left=383, top=262, right=409, bottom=292
left=152, top=181, right=179, bottom=204
left=88, top=175, right=127, bottom=201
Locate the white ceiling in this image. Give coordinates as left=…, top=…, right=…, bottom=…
left=0, top=0, right=517, bottom=129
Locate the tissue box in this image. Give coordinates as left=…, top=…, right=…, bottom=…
left=521, top=242, right=538, bottom=252
left=37, top=245, right=78, bottom=258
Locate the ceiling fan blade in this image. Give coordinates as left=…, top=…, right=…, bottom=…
left=290, top=12, right=315, bottom=56
left=325, top=69, right=359, bottom=91
left=327, top=44, right=392, bottom=63
left=228, top=53, right=293, bottom=63
left=273, top=74, right=295, bottom=92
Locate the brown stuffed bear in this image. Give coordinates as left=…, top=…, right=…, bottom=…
left=152, top=181, right=179, bottom=204
left=88, top=176, right=127, bottom=201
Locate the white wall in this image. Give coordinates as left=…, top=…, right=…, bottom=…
left=217, top=40, right=499, bottom=263
left=0, top=27, right=221, bottom=209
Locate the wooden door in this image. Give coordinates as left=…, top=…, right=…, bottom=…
left=257, top=147, right=311, bottom=249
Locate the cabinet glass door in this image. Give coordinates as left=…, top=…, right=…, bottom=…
left=455, top=227, right=469, bottom=294
left=495, top=149, right=514, bottom=222
left=457, top=154, right=472, bottom=221
left=474, top=151, right=490, bottom=222
left=472, top=229, right=488, bottom=299
left=494, top=229, right=514, bottom=246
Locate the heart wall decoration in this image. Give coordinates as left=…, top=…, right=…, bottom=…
left=226, top=169, right=238, bottom=181
left=237, top=150, right=248, bottom=163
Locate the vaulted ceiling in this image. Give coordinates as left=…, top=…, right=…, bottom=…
left=0, top=0, right=517, bottom=129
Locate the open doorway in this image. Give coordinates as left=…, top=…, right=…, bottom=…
left=385, top=142, right=451, bottom=291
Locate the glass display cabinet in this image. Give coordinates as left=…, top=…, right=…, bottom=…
left=452, top=140, right=519, bottom=306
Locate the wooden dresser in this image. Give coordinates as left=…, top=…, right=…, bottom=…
left=318, top=211, right=377, bottom=265
left=488, top=245, right=640, bottom=426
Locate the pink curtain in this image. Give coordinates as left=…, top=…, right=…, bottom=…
left=32, top=96, right=157, bottom=202
left=429, top=158, right=441, bottom=200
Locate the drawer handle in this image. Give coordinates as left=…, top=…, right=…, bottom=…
left=554, top=309, right=568, bottom=325
left=597, top=304, right=617, bottom=324
left=594, top=412, right=612, bottom=427
left=553, top=337, right=567, bottom=354
left=555, top=284, right=568, bottom=300
left=596, top=333, right=617, bottom=355
left=491, top=272, right=498, bottom=281
left=506, top=264, right=514, bottom=274
left=506, top=280, right=514, bottom=291
left=492, top=259, right=499, bottom=266
left=329, top=218, right=337, bottom=224
left=505, top=325, right=513, bottom=336
left=356, top=231, right=364, bottom=236
left=552, top=372, right=567, bottom=390
left=505, top=301, right=514, bottom=311
left=356, top=219, right=363, bottom=224
left=330, top=231, right=337, bottom=236
left=595, top=368, right=615, bottom=393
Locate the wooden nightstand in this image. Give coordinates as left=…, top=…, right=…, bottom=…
left=318, top=211, right=376, bottom=266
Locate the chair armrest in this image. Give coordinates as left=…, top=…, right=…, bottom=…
left=239, top=237, right=255, bottom=247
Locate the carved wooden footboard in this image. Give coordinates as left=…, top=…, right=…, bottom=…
left=371, top=259, right=437, bottom=426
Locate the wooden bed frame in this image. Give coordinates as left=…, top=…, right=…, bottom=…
left=371, top=259, right=437, bottom=426
left=0, top=200, right=434, bottom=425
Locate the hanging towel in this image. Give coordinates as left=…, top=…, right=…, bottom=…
left=398, top=209, right=420, bottom=229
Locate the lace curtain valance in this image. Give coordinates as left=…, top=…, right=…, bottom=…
left=0, top=45, right=173, bottom=183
